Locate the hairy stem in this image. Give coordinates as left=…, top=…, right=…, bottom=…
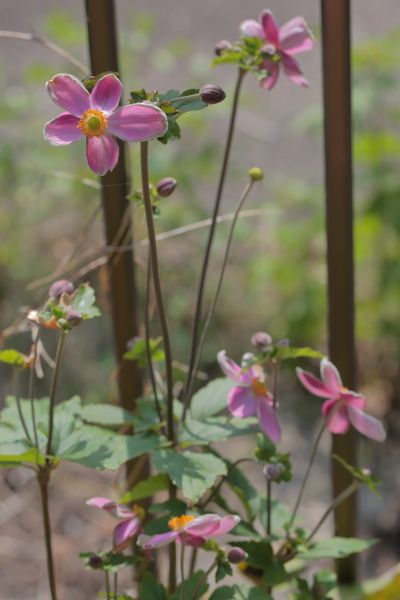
left=183, top=68, right=246, bottom=416
left=38, top=469, right=58, bottom=600
left=185, top=178, right=255, bottom=403
left=288, top=421, right=327, bottom=529
left=46, top=331, right=66, bottom=457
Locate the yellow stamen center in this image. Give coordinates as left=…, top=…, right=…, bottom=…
left=168, top=515, right=195, bottom=531
left=251, top=378, right=268, bottom=397
left=77, top=109, right=108, bottom=137
left=133, top=504, right=145, bottom=522
left=341, top=386, right=349, bottom=393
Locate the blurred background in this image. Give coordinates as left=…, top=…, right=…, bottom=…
left=0, top=1, right=399, bottom=598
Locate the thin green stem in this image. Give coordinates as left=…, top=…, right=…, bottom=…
left=188, top=546, right=198, bottom=576
left=140, top=141, right=175, bottom=447
left=113, top=571, right=118, bottom=600
left=29, top=331, right=40, bottom=451
left=105, top=570, right=111, bottom=600
left=180, top=543, right=186, bottom=600
left=288, top=421, right=327, bottom=529
left=38, top=469, right=58, bottom=600
left=183, top=68, right=246, bottom=417
left=191, top=558, right=218, bottom=600
left=199, top=458, right=252, bottom=509
left=169, top=93, right=200, bottom=105
left=305, top=480, right=360, bottom=544
left=46, top=331, right=66, bottom=457
left=144, top=254, right=164, bottom=426
left=266, top=478, right=272, bottom=536
left=185, top=178, right=254, bottom=404
left=13, top=368, right=32, bottom=443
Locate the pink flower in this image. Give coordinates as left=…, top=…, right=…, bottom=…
left=137, top=513, right=240, bottom=550
left=240, top=10, right=314, bottom=90
left=86, top=497, right=143, bottom=553
left=296, top=358, right=386, bottom=442
left=44, top=73, right=168, bottom=176
left=217, top=350, right=281, bottom=444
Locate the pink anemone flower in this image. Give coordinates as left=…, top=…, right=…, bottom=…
left=240, top=10, right=314, bottom=90
left=86, top=497, right=143, bottom=553
left=44, top=73, right=168, bottom=176
left=296, top=358, right=386, bottom=442
left=138, top=513, right=240, bottom=550
left=217, top=350, right=281, bottom=444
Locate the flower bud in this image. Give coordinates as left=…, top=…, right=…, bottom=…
left=251, top=331, right=272, bottom=350
left=200, top=84, right=226, bottom=105
left=261, top=43, right=277, bottom=57
left=49, top=280, right=74, bottom=299
left=215, top=39, right=233, bottom=56
left=156, top=177, right=177, bottom=198
left=263, top=463, right=283, bottom=481
left=241, top=352, right=255, bottom=368
left=65, top=308, right=82, bottom=327
left=248, top=167, right=264, bottom=182
left=88, top=554, right=103, bottom=569
left=228, top=547, right=248, bottom=564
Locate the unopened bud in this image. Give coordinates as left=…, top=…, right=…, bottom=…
left=251, top=331, right=272, bottom=350
left=228, top=547, right=248, bottom=564
left=65, top=308, right=82, bottom=327
left=156, top=177, right=177, bottom=198
left=263, top=463, right=283, bottom=481
left=248, top=167, right=264, bottom=182
left=361, top=468, right=371, bottom=477
left=215, top=39, right=233, bottom=56
left=200, top=84, right=226, bottom=105
left=241, top=352, right=255, bottom=368
left=49, top=280, right=74, bottom=299
left=88, top=554, right=103, bottom=569
left=261, top=43, right=277, bottom=57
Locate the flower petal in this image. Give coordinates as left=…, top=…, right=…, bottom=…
left=257, top=399, right=281, bottom=443
left=342, top=391, right=366, bottom=410
left=296, top=367, right=332, bottom=398
left=108, top=102, right=168, bottom=142
left=46, top=74, right=90, bottom=117
left=260, top=61, right=280, bottom=90
left=212, top=515, right=241, bottom=536
left=347, top=405, right=386, bottom=442
left=86, top=134, right=119, bottom=176
left=217, top=350, right=243, bottom=383
left=282, top=54, right=308, bottom=87
left=320, top=358, right=342, bottom=394
left=86, top=497, right=133, bottom=520
left=327, top=405, right=350, bottom=434
left=240, top=19, right=264, bottom=38
left=137, top=531, right=178, bottom=549
left=228, top=386, right=258, bottom=418
left=91, top=73, right=122, bottom=114
left=184, top=514, right=221, bottom=537
left=261, top=10, right=280, bottom=45
left=280, top=17, right=315, bottom=55
left=86, top=497, right=113, bottom=509
left=43, top=112, right=83, bottom=145
left=113, top=517, right=141, bottom=553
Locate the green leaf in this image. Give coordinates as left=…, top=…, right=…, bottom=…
left=190, top=378, right=232, bottom=421
left=120, top=473, right=170, bottom=504
left=273, top=346, right=324, bottom=361
left=0, top=442, right=45, bottom=466
left=232, top=540, right=288, bottom=586
left=170, top=571, right=208, bottom=600
left=70, top=283, right=101, bottom=319
left=123, top=337, right=165, bottom=367
left=157, top=117, right=181, bottom=144
left=313, top=569, right=337, bottom=596
left=333, top=454, right=381, bottom=495
left=216, top=556, right=233, bottom=582
left=81, top=403, right=135, bottom=426
left=153, top=449, right=227, bottom=502
left=210, top=585, right=271, bottom=600
left=179, top=416, right=256, bottom=446
left=138, top=573, right=167, bottom=600
left=223, top=458, right=258, bottom=523
left=298, top=537, right=376, bottom=560
left=0, top=349, right=25, bottom=366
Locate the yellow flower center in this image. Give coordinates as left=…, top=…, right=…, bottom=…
left=133, top=504, right=145, bottom=521
left=77, top=109, right=108, bottom=137
left=251, top=378, right=268, bottom=397
left=341, top=386, right=349, bottom=393
left=168, top=515, right=195, bottom=531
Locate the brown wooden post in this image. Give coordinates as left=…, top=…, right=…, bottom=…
left=320, top=0, right=357, bottom=584
left=84, top=1, right=142, bottom=425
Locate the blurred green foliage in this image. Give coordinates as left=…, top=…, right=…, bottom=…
left=0, top=10, right=399, bottom=407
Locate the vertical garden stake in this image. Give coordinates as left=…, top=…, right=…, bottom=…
left=321, top=0, right=357, bottom=584
left=84, top=2, right=143, bottom=442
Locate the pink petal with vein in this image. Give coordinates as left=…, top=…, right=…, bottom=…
left=282, top=54, right=308, bottom=87
left=86, top=134, right=119, bottom=176
left=327, top=405, right=350, bottom=434
left=296, top=367, right=332, bottom=398
left=260, top=61, right=280, bottom=90
left=217, top=350, right=243, bottom=383
left=212, top=515, right=240, bottom=536
left=91, top=73, right=122, bottom=114
left=46, top=74, right=90, bottom=117
left=347, top=405, right=386, bottom=442
left=240, top=19, right=264, bottom=38
left=257, top=399, right=281, bottom=443
left=320, top=358, right=342, bottom=394
left=138, top=531, right=178, bottom=549
left=44, top=112, right=82, bottom=145
left=184, top=514, right=221, bottom=537
left=280, top=17, right=315, bottom=55
left=228, top=386, right=258, bottom=418
left=261, top=10, right=280, bottom=45
left=113, top=518, right=141, bottom=553
left=108, top=103, right=168, bottom=142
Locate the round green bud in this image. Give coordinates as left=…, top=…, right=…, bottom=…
left=249, top=167, right=264, bottom=181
